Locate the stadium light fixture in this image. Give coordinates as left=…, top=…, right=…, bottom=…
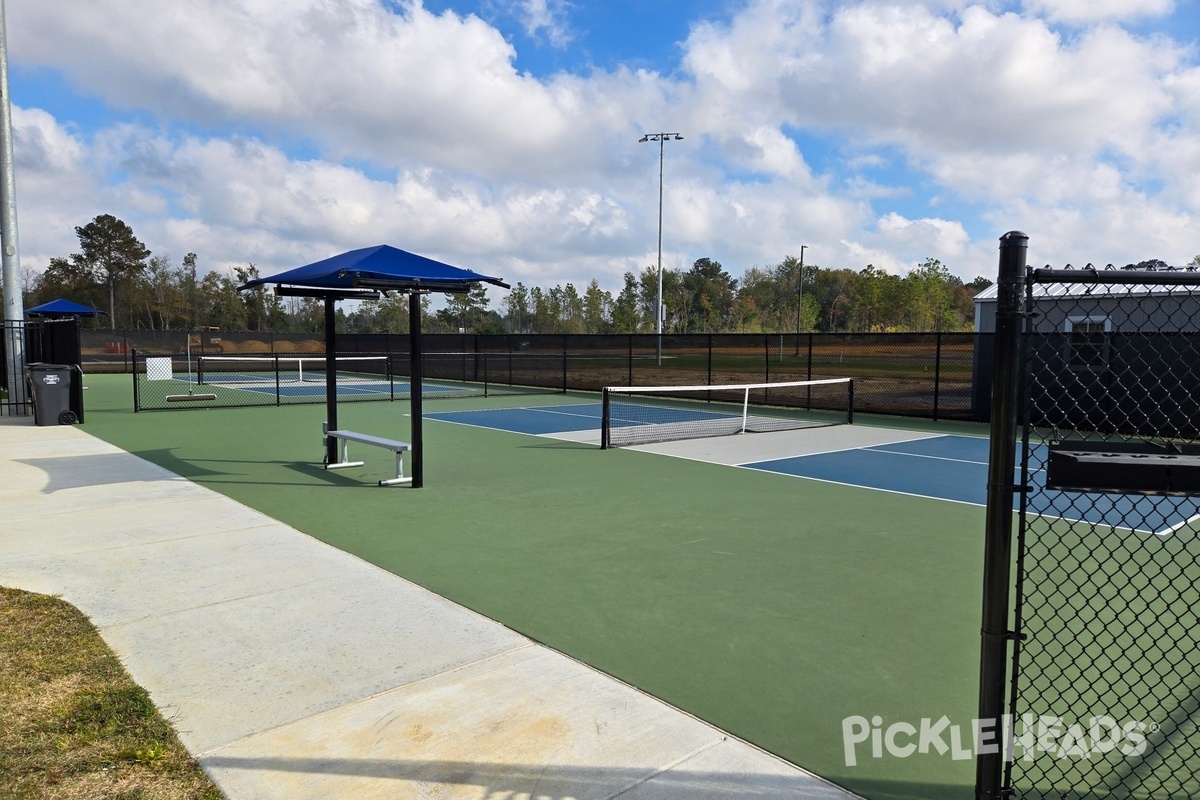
left=640, top=132, right=683, bottom=365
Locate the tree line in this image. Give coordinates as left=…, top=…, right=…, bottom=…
left=26, top=214, right=1000, bottom=335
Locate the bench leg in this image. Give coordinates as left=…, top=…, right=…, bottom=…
left=325, top=438, right=365, bottom=471
left=379, top=450, right=412, bottom=486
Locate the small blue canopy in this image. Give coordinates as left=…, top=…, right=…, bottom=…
left=27, top=299, right=107, bottom=317
left=237, top=244, right=508, bottom=293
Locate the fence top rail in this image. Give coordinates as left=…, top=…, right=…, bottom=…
left=1031, top=266, right=1200, bottom=287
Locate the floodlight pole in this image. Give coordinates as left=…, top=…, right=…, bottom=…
left=795, top=245, right=807, bottom=355
left=0, top=0, right=27, bottom=406
left=640, top=132, right=682, bottom=366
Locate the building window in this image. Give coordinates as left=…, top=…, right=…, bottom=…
left=1065, top=316, right=1110, bottom=372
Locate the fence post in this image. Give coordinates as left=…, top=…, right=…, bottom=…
left=763, top=335, right=769, bottom=383
left=975, top=230, right=1028, bottom=800
left=707, top=333, right=713, bottom=386
left=627, top=334, right=633, bottom=386
left=933, top=331, right=942, bottom=422
left=806, top=333, right=813, bottom=382
left=131, top=347, right=140, bottom=412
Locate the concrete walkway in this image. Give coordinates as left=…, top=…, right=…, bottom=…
left=0, top=418, right=860, bottom=800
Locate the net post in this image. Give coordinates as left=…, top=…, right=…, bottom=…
left=975, top=230, right=1027, bottom=800
left=741, top=387, right=749, bottom=433
left=847, top=378, right=854, bottom=424
left=274, top=352, right=281, bottom=406
left=600, top=388, right=611, bottom=449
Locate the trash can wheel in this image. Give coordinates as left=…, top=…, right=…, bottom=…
left=58, top=410, right=79, bottom=425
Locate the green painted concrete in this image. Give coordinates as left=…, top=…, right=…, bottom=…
left=77, top=375, right=988, bottom=800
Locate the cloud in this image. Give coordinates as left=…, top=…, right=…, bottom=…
left=509, top=0, right=574, bottom=47
left=1023, top=0, right=1176, bottom=25
left=6, top=0, right=1199, bottom=295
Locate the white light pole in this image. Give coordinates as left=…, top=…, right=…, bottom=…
left=0, top=0, right=26, bottom=408
left=639, top=132, right=682, bottom=365
left=796, top=244, right=807, bottom=336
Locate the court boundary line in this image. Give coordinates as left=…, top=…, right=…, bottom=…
left=420, top=405, right=1193, bottom=537
left=726, top=433, right=944, bottom=467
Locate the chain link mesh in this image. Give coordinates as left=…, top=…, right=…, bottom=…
left=1009, top=269, right=1200, bottom=798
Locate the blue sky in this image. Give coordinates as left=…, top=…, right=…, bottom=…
left=4, top=0, right=1200, bottom=302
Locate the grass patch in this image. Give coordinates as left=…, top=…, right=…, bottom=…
left=0, top=587, right=224, bottom=800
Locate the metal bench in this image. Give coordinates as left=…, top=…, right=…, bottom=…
left=324, top=428, right=411, bottom=486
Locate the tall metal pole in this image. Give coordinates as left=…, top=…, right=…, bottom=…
left=323, top=298, right=339, bottom=464
left=640, top=132, right=682, bottom=366
left=975, top=230, right=1028, bottom=799
left=795, top=244, right=807, bottom=354
left=0, top=0, right=27, bottom=406
left=408, top=291, right=424, bottom=488
left=656, top=136, right=664, bottom=364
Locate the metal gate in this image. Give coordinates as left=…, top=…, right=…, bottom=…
left=977, top=233, right=1200, bottom=799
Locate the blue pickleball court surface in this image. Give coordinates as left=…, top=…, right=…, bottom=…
left=423, top=404, right=1200, bottom=536
left=742, top=434, right=1200, bottom=536
left=426, top=403, right=605, bottom=435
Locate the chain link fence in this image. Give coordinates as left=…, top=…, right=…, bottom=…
left=116, top=329, right=988, bottom=421
left=131, top=348, right=569, bottom=411
left=979, top=238, right=1200, bottom=799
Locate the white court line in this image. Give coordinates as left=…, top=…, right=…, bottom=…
left=730, top=433, right=944, bottom=467
left=1155, top=513, right=1200, bottom=536
left=526, top=406, right=603, bottom=421
left=428, top=403, right=598, bottom=418
left=861, top=446, right=988, bottom=468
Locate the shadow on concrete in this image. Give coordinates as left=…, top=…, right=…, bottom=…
left=200, top=755, right=862, bottom=799
left=17, top=451, right=222, bottom=492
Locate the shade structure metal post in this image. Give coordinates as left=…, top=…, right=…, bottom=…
left=600, top=388, right=611, bottom=450
left=324, top=298, right=339, bottom=464
left=131, top=348, right=140, bottom=412
left=975, top=230, right=1028, bottom=800
left=409, top=290, right=424, bottom=488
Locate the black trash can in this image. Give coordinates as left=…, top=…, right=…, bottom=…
left=26, top=363, right=77, bottom=425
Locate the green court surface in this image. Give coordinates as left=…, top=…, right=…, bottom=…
left=75, top=375, right=988, bottom=800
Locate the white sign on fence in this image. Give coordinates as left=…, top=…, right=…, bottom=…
left=146, top=357, right=173, bottom=381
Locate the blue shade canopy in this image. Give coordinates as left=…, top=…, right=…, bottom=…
left=27, top=299, right=108, bottom=316
left=237, top=244, right=508, bottom=293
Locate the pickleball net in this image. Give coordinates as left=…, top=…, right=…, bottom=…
left=601, top=377, right=854, bottom=448
left=196, top=354, right=389, bottom=386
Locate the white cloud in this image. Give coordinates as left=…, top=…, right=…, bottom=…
left=1023, top=0, right=1175, bottom=24
left=6, top=0, right=1199, bottom=296
left=510, top=0, right=574, bottom=47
